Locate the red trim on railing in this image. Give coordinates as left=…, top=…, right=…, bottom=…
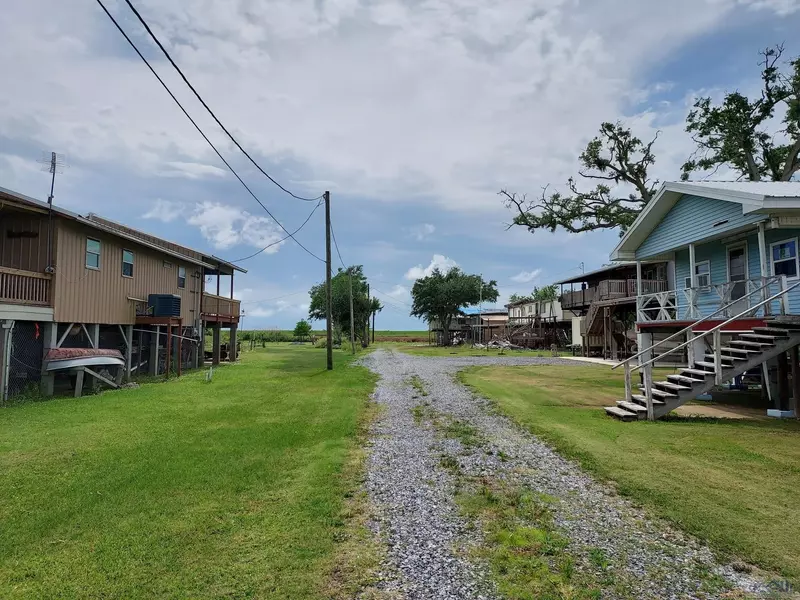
left=637, top=318, right=766, bottom=331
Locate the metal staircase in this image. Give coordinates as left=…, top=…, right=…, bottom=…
left=606, top=278, right=800, bottom=421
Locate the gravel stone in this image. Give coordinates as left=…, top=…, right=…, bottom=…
left=358, top=348, right=769, bottom=599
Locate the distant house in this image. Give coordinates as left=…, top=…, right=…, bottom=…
left=606, top=180, right=800, bottom=419
left=428, top=307, right=508, bottom=345
left=505, top=297, right=578, bottom=348
left=555, top=262, right=668, bottom=359
left=0, top=186, right=244, bottom=400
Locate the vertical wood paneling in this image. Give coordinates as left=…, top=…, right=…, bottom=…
left=53, top=220, right=200, bottom=324
left=0, top=213, right=49, bottom=272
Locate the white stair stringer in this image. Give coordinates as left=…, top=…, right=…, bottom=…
left=606, top=327, right=800, bottom=420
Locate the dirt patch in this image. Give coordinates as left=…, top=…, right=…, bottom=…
left=674, top=403, right=767, bottom=420
left=375, top=336, right=428, bottom=343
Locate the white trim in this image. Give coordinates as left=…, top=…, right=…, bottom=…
left=725, top=240, right=749, bottom=282
left=122, top=248, right=135, bottom=278
left=769, top=237, right=800, bottom=281
left=684, top=260, right=710, bottom=289
left=86, top=237, right=101, bottom=270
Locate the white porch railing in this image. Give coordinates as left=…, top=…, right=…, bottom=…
left=637, top=276, right=787, bottom=322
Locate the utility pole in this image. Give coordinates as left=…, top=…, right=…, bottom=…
left=372, top=306, right=376, bottom=344
left=365, top=283, right=370, bottom=347
left=348, top=267, right=355, bottom=355
left=478, top=274, right=483, bottom=346
left=324, top=191, right=333, bottom=370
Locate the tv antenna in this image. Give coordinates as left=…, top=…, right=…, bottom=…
left=37, top=151, right=67, bottom=273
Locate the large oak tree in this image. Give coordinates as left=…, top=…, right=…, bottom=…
left=410, top=268, right=498, bottom=345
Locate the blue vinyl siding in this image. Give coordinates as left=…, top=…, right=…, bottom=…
left=636, top=195, right=763, bottom=259
left=673, top=228, right=800, bottom=316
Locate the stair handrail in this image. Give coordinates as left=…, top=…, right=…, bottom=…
left=615, top=277, right=799, bottom=373
left=614, top=277, right=783, bottom=370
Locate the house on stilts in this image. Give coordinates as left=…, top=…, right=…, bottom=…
left=0, top=186, right=244, bottom=401
left=604, top=181, right=800, bottom=420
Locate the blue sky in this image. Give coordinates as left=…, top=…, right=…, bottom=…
left=2, top=0, right=799, bottom=329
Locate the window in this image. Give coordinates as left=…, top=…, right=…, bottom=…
left=86, top=238, right=101, bottom=269
left=178, top=266, right=187, bottom=289
left=122, top=249, right=134, bottom=277
left=684, top=261, right=710, bottom=288
left=163, top=260, right=173, bottom=269
left=771, top=239, right=799, bottom=279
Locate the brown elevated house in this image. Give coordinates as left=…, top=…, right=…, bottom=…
left=0, top=186, right=244, bottom=400
left=556, top=262, right=669, bottom=359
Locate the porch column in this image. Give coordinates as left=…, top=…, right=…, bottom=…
left=90, top=324, right=100, bottom=349
left=688, top=243, right=697, bottom=318
left=636, top=260, right=643, bottom=321
left=790, top=345, right=799, bottom=416
left=757, top=221, right=769, bottom=309
left=212, top=323, right=221, bottom=366
left=230, top=324, right=238, bottom=362
left=777, top=352, right=790, bottom=411
left=149, top=326, right=160, bottom=376
left=124, top=324, right=133, bottom=382
left=40, top=322, right=58, bottom=396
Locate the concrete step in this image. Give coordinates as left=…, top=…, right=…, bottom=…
left=655, top=381, right=692, bottom=392
left=617, top=400, right=647, bottom=418
left=631, top=394, right=666, bottom=406
left=668, top=374, right=704, bottom=385
left=681, top=368, right=713, bottom=378
left=605, top=406, right=638, bottom=421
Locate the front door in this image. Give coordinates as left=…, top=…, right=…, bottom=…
left=727, top=245, right=748, bottom=314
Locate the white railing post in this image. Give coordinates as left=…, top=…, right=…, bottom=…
left=780, top=275, right=789, bottom=316
left=763, top=277, right=771, bottom=317
left=687, top=329, right=695, bottom=368
left=624, top=360, right=632, bottom=402
left=713, top=329, right=722, bottom=386
left=643, top=363, right=655, bottom=421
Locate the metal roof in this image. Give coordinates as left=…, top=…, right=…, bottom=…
left=461, top=306, right=507, bottom=316
left=0, top=185, right=246, bottom=274
left=675, top=181, right=800, bottom=198
left=554, top=262, right=635, bottom=285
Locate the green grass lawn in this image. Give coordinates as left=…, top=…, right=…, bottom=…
left=461, top=364, right=800, bottom=585
left=0, top=345, right=376, bottom=599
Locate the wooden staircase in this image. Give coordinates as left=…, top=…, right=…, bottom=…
left=605, top=325, right=800, bottom=421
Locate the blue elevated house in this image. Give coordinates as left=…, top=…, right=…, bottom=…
left=606, top=181, right=800, bottom=421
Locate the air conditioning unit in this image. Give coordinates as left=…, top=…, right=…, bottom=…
left=148, top=294, right=181, bottom=317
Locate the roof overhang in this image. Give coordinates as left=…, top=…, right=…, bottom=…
left=610, top=181, right=800, bottom=261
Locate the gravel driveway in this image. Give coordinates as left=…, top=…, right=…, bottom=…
left=357, top=348, right=768, bottom=600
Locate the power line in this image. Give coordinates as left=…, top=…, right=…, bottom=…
left=372, top=287, right=412, bottom=308
left=95, top=0, right=324, bottom=263
left=121, top=0, right=321, bottom=203
left=231, top=199, right=323, bottom=262
left=329, top=221, right=346, bottom=268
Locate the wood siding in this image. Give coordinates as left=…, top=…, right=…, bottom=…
left=52, top=220, right=202, bottom=324
left=0, top=213, right=50, bottom=272
left=636, top=195, right=763, bottom=259
left=675, top=227, right=800, bottom=316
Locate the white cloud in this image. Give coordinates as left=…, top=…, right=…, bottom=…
left=405, top=254, right=459, bottom=280
left=2, top=0, right=794, bottom=219
left=143, top=199, right=185, bottom=223
left=409, top=223, right=436, bottom=241
left=387, top=284, right=409, bottom=299
left=510, top=269, right=542, bottom=284
left=187, top=201, right=283, bottom=251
